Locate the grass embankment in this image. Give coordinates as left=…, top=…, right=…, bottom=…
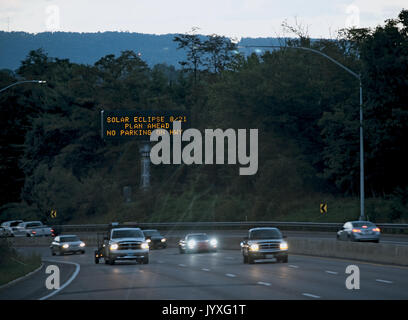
left=0, top=240, right=41, bottom=286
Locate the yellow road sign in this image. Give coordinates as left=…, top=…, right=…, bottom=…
left=320, top=203, right=327, bottom=214
left=50, top=209, right=57, bottom=218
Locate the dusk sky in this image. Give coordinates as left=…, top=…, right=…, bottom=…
left=0, top=0, right=406, bottom=39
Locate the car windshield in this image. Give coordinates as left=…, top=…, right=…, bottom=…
left=112, top=229, right=144, bottom=239
left=250, top=229, right=282, bottom=239
left=143, top=230, right=161, bottom=237
left=352, top=222, right=375, bottom=228
left=188, top=234, right=208, bottom=241
left=60, top=236, right=80, bottom=242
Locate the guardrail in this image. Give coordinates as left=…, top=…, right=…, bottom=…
left=50, top=221, right=408, bottom=233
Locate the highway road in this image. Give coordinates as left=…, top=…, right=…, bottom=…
left=1, top=247, right=407, bottom=300
left=161, top=230, right=408, bottom=246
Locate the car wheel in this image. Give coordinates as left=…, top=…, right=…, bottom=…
left=179, top=247, right=185, bottom=254
left=94, top=257, right=99, bottom=264
left=142, top=256, right=149, bottom=264
left=248, top=254, right=255, bottom=264
left=51, top=250, right=56, bottom=256
left=243, top=254, right=248, bottom=264
left=109, top=259, right=115, bottom=265
left=280, top=255, right=288, bottom=263
left=105, top=258, right=110, bottom=264
left=373, top=239, right=379, bottom=243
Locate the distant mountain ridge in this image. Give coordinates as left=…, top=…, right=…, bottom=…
left=0, top=31, right=284, bottom=71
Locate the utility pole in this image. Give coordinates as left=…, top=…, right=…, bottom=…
left=139, top=141, right=151, bottom=190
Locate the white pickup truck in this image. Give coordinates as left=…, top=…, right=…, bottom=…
left=13, top=221, right=54, bottom=237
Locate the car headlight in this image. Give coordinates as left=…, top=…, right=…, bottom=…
left=80, top=242, right=85, bottom=247
left=210, top=239, right=217, bottom=247
left=110, top=243, right=119, bottom=251
left=187, top=240, right=196, bottom=249
left=141, top=242, right=149, bottom=249
left=249, top=243, right=259, bottom=251
left=161, top=238, right=166, bottom=242
left=280, top=241, right=288, bottom=250
left=146, top=239, right=151, bottom=243
left=62, top=244, right=69, bottom=249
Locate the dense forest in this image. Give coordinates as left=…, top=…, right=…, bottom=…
left=0, top=10, right=407, bottom=225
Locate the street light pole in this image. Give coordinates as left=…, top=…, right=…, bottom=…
left=241, top=45, right=365, bottom=221
left=0, top=80, right=47, bottom=93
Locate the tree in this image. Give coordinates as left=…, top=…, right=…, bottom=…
left=173, top=28, right=204, bottom=83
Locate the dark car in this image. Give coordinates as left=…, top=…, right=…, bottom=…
left=337, top=221, right=380, bottom=243
left=142, top=229, right=167, bottom=249
left=240, top=227, right=288, bottom=264
left=50, top=235, right=86, bottom=255
left=178, top=233, right=217, bottom=254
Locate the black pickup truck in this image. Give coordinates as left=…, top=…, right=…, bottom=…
left=240, top=227, right=288, bottom=264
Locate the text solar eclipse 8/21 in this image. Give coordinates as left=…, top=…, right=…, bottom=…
left=101, top=110, right=189, bottom=140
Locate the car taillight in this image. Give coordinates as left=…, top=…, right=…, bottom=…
left=50, top=229, right=54, bottom=232
left=373, top=228, right=380, bottom=232
left=32, top=231, right=36, bottom=234
left=362, top=225, right=367, bottom=229
left=352, top=229, right=361, bottom=233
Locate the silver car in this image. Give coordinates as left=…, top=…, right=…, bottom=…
left=50, top=235, right=86, bottom=255
left=337, top=221, right=381, bottom=243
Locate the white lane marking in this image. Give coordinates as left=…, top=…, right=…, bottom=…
left=39, top=260, right=80, bottom=301
left=376, top=279, right=393, bottom=284
left=288, top=265, right=299, bottom=268
left=225, top=273, right=236, bottom=278
left=302, top=293, right=321, bottom=299
left=325, top=271, right=338, bottom=275
left=257, top=281, right=271, bottom=286
left=201, top=268, right=210, bottom=272
left=178, top=264, right=187, bottom=267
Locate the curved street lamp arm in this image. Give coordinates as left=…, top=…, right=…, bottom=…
left=241, top=45, right=360, bottom=80
left=0, top=80, right=47, bottom=93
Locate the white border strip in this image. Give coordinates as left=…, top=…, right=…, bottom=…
left=0, top=263, right=44, bottom=290
left=39, top=260, right=80, bottom=300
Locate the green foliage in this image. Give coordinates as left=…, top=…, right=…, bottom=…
left=0, top=10, right=407, bottom=224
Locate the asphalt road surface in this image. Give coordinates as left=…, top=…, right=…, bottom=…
left=1, top=247, right=407, bottom=300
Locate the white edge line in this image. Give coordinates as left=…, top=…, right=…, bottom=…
left=39, top=260, right=80, bottom=300
left=257, top=281, right=271, bottom=286
left=302, top=293, right=321, bottom=299
left=225, top=273, right=236, bottom=277
left=0, top=263, right=44, bottom=290
left=288, top=265, right=299, bottom=268
left=201, top=268, right=210, bottom=271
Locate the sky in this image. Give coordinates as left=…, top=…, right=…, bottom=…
left=0, top=0, right=406, bottom=39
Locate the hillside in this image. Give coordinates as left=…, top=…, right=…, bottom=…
left=0, top=31, right=283, bottom=70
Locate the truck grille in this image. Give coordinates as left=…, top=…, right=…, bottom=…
left=118, top=242, right=142, bottom=250
left=259, top=243, right=280, bottom=250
